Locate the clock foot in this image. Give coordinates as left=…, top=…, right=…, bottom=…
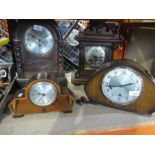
left=76, top=96, right=89, bottom=105
left=73, top=84, right=81, bottom=86
left=138, top=113, right=152, bottom=117
left=63, top=110, right=72, bottom=113
left=13, top=115, right=24, bottom=118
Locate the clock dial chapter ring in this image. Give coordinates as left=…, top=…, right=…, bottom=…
left=24, top=25, right=54, bottom=56
left=29, top=81, right=58, bottom=107
left=101, top=66, right=144, bottom=105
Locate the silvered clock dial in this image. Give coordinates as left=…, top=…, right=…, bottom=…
left=29, top=81, right=57, bottom=106
left=102, top=67, right=143, bottom=105
left=24, top=25, right=54, bottom=56
left=85, top=46, right=106, bottom=67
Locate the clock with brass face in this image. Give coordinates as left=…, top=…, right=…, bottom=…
left=85, top=59, right=155, bottom=115
left=9, top=72, right=74, bottom=117
left=71, top=21, right=125, bottom=85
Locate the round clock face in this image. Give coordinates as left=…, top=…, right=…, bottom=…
left=29, top=81, right=57, bottom=106
left=102, top=67, right=143, bottom=105
left=85, top=46, right=106, bottom=67
left=24, top=25, right=54, bottom=56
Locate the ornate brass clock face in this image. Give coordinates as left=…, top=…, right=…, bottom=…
left=24, top=25, right=54, bottom=56
left=29, top=81, right=57, bottom=106
left=102, top=67, right=143, bottom=105
left=85, top=46, right=106, bottom=67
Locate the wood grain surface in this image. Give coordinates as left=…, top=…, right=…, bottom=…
left=9, top=79, right=74, bottom=117
left=85, top=59, right=155, bottom=114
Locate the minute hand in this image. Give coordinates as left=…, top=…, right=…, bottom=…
left=105, top=83, right=135, bottom=88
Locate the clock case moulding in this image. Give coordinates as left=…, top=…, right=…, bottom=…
left=85, top=59, right=155, bottom=115
left=9, top=72, right=74, bottom=117
left=71, top=21, right=126, bottom=85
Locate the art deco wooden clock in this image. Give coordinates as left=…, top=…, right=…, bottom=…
left=9, top=72, right=74, bottom=117
left=71, top=20, right=126, bottom=85
left=85, top=59, right=155, bottom=115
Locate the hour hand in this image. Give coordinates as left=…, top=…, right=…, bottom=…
left=41, top=34, right=50, bottom=40
left=28, top=33, right=40, bottom=40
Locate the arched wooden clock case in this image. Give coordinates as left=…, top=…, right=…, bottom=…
left=8, top=19, right=62, bottom=87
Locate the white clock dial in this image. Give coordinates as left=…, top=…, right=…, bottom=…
left=29, top=82, right=57, bottom=106
left=102, top=67, right=143, bottom=105
left=85, top=46, right=106, bottom=67
left=24, top=25, right=54, bottom=56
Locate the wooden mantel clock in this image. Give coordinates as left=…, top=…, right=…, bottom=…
left=85, top=59, right=155, bottom=115
left=71, top=20, right=126, bottom=85
left=9, top=72, right=74, bottom=117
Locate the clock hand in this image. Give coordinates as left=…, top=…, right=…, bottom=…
left=105, top=82, right=135, bottom=88
left=39, top=93, right=46, bottom=96
left=41, top=34, right=50, bottom=40
left=37, top=95, right=43, bottom=103
left=28, top=33, right=40, bottom=40
left=91, top=56, right=104, bottom=59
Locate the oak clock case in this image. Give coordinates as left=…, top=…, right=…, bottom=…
left=9, top=72, right=74, bottom=117
left=10, top=20, right=62, bottom=81
left=85, top=59, right=155, bottom=115
left=71, top=22, right=124, bottom=85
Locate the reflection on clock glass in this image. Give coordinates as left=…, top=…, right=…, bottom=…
left=24, top=25, right=54, bottom=56
left=85, top=46, right=106, bottom=67
left=29, top=82, right=57, bottom=106
left=102, top=67, right=143, bottom=105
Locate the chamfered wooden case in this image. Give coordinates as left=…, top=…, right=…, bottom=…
left=9, top=79, right=74, bottom=117
left=85, top=59, right=155, bottom=115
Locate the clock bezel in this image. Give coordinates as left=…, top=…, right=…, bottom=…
left=27, top=79, right=60, bottom=107
left=101, top=66, right=144, bottom=105
left=24, top=25, right=54, bottom=57
left=29, top=81, right=58, bottom=107
left=84, top=46, right=111, bottom=69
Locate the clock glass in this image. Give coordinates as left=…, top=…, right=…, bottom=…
left=24, top=25, right=54, bottom=56
left=102, top=67, right=143, bottom=105
left=29, top=81, right=57, bottom=106
left=85, top=46, right=106, bottom=67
